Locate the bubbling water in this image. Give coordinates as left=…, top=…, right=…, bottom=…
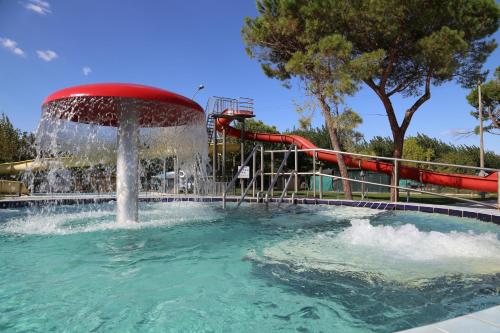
left=30, top=96, right=209, bottom=223
left=258, top=219, right=500, bottom=283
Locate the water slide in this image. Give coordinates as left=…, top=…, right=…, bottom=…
left=216, top=111, right=498, bottom=193
left=0, top=158, right=91, bottom=176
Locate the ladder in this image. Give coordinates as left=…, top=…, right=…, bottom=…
left=222, top=144, right=263, bottom=209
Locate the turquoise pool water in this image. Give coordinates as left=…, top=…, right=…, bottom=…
left=1, top=202, right=499, bottom=332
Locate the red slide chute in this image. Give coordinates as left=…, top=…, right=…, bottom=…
left=216, top=111, right=498, bottom=193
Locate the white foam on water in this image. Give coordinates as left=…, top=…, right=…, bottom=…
left=338, top=219, right=500, bottom=260
left=258, top=206, right=383, bottom=226
left=314, top=206, right=383, bottom=219
left=1, top=202, right=222, bottom=236
left=259, top=219, right=500, bottom=282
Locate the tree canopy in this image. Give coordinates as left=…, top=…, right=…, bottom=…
left=243, top=0, right=498, bottom=156
left=243, top=0, right=498, bottom=199
left=0, top=113, right=36, bottom=164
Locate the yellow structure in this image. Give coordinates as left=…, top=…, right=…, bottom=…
left=208, top=143, right=240, bottom=156
left=0, top=180, right=28, bottom=196
left=0, top=157, right=91, bottom=176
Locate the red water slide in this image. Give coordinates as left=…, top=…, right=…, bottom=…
left=216, top=112, right=498, bottom=193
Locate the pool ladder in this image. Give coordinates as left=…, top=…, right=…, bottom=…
left=222, top=144, right=263, bottom=209
left=264, top=144, right=296, bottom=207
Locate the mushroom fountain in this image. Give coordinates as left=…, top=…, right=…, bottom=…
left=40, top=83, right=206, bottom=223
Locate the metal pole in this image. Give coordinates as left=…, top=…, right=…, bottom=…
left=260, top=146, right=264, bottom=192
left=478, top=82, right=487, bottom=200
left=162, top=157, right=167, bottom=193
left=497, top=171, right=500, bottom=210
left=174, top=156, right=178, bottom=195
left=252, top=147, right=256, bottom=198
left=360, top=170, right=365, bottom=200
left=222, top=128, right=226, bottom=181
left=313, top=151, right=316, bottom=198
left=213, top=116, right=218, bottom=195
left=294, top=145, right=298, bottom=193
left=319, top=164, right=323, bottom=199
left=479, top=82, right=485, bottom=173
left=270, top=151, right=274, bottom=197
left=393, top=159, right=399, bottom=202
left=232, top=154, right=237, bottom=196
left=240, top=119, right=245, bottom=194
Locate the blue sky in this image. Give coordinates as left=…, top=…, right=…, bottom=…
left=1, top=0, right=499, bottom=152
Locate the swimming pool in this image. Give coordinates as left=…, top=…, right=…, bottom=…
left=1, top=202, right=499, bottom=332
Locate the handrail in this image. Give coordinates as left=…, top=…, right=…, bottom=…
left=316, top=172, right=499, bottom=210
left=264, top=147, right=500, bottom=173
left=265, top=144, right=295, bottom=204
left=278, top=171, right=296, bottom=207
left=236, top=169, right=262, bottom=208
left=222, top=144, right=262, bottom=209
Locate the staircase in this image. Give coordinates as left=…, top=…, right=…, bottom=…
left=205, top=96, right=254, bottom=143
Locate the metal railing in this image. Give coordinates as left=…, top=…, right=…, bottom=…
left=212, top=135, right=498, bottom=210
left=222, top=144, right=263, bottom=209
left=277, top=171, right=296, bottom=207
left=259, top=147, right=499, bottom=210
left=236, top=169, right=262, bottom=208
left=265, top=144, right=295, bottom=205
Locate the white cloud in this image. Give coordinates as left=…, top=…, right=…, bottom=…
left=24, top=0, right=51, bottom=15
left=36, top=49, right=58, bottom=62
left=0, top=38, right=25, bottom=57
left=440, top=128, right=474, bottom=138
left=82, top=66, right=92, bottom=76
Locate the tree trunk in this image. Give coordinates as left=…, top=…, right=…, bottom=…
left=317, top=97, right=353, bottom=200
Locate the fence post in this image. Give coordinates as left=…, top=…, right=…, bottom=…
left=294, top=145, right=298, bottom=193
left=260, top=146, right=264, bottom=193
left=319, top=164, right=323, bottom=199
left=270, top=151, right=274, bottom=197
left=393, top=159, right=399, bottom=202
left=360, top=170, right=365, bottom=200
left=252, top=148, right=256, bottom=198
left=313, top=151, right=317, bottom=198
left=497, top=171, right=500, bottom=210
left=213, top=116, right=217, bottom=195
left=222, top=128, right=226, bottom=180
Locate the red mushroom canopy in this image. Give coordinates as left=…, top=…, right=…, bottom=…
left=42, top=83, right=205, bottom=127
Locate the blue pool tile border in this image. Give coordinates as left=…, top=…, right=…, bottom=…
left=0, top=196, right=499, bottom=225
